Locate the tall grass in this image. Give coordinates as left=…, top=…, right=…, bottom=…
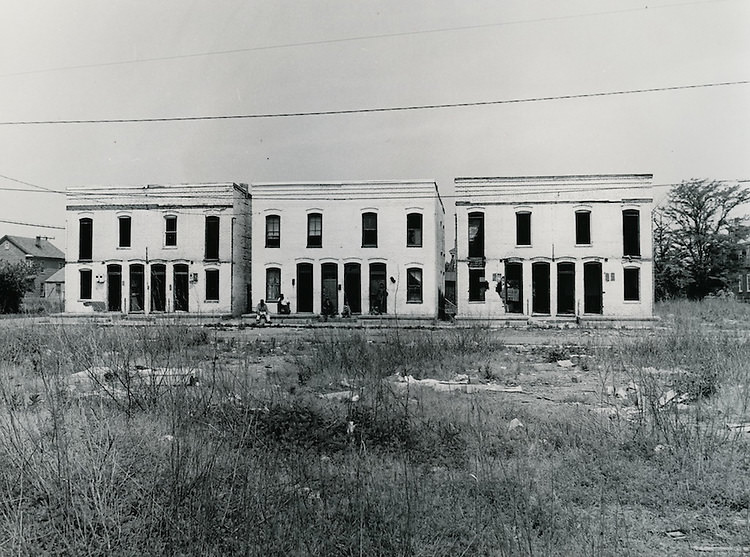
left=0, top=310, right=746, bottom=555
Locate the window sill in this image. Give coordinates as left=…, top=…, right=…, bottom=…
left=163, top=245, right=178, bottom=249
left=362, top=245, right=378, bottom=249
left=407, top=245, right=423, bottom=248
left=515, top=245, right=532, bottom=248
left=265, top=245, right=280, bottom=249
left=623, top=300, right=641, bottom=303
left=204, top=300, right=220, bottom=304
left=575, top=244, right=592, bottom=248
left=116, top=247, right=132, bottom=250
left=406, top=300, right=423, bottom=304
left=468, top=300, right=486, bottom=304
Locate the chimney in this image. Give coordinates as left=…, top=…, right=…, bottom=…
left=35, top=236, right=42, bottom=248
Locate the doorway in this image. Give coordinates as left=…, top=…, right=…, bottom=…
left=532, top=262, right=550, bottom=314
left=584, top=262, right=603, bottom=314
left=369, top=262, right=387, bottom=314
left=557, top=262, right=575, bottom=315
left=173, top=264, right=189, bottom=312
left=321, top=263, right=338, bottom=314
left=107, top=264, right=122, bottom=312
left=505, top=262, right=523, bottom=314
left=344, top=263, right=361, bottom=313
left=151, top=264, right=166, bottom=312
left=296, top=263, right=313, bottom=312
left=129, top=264, right=145, bottom=313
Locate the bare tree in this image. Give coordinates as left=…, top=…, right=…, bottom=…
left=656, top=179, right=750, bottom=299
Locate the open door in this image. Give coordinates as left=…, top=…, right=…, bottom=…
left=107, top=264, right=122, bottom=312
left=557, top=262, right=575, bottom=315
left=174, top=264, right=189, bottom=312
left=321, top=263, right=338, bottom=314
left=532, top=262, right=550, bottom=314
left=297, top=263, right=313, bottom=312
left=584, top=262, right=602, bottom=314
left=344, top=263, right=361, bottom=313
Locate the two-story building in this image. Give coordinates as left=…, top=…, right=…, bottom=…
left=251, top=181, right=445, bottom=318
left=65, top=183, right=251, bottom=316
left=454, top=174, right=654, bottom=321
left=0, top=235, right=65, bottom=300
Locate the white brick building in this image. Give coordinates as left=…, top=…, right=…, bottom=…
left=454, top=174, right=654, bottom=321
left=65, top=183, right=251, bottom=316
left=251, top=181, right=445, bottom=318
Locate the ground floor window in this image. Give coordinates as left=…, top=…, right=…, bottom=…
left=205, top=269, right=220, bottom=301
left=266, top=268, right=281, bottom=302
left=623, top=267, right=640, bottom=301
left=468, top=269, right=487, bottom=302
left=80, top=269, right=92, bottom=299
left=406, top=268, right=423, bottom=303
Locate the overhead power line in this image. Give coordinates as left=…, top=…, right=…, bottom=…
left=1, top=79, right=747, bottom=127
left=0, top=173, right=65, bottom=193
left=0, top=0, right=735, bottom=79
left=0, top=218, right=65, bottom=230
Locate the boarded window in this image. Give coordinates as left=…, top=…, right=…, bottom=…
left=516, top=212, right=531, bottom=246
left=406, top=268, right=423, bottom=303
left=205, top=216, right=220, bottom=260
left=165, top=216, right=177, bottom=246
left=575, top=211, right=591, bottom=245
left=266, top=268, right=281, bottom=302
left=79, top=218, right=93, bottom=260
left=307, top=213, right=322, bottom=248
left=118, top=216, right=131, bottom=248
left=406, top=213, right=423, bottom=247
left=266, top=215, right=280, bottom=248
left=362, top=212, right=378, bottom=247
left=623, top=210, right=640, bottom=257
left=624, top=267, right=640, bottom=301
left=468, top=212, right=484, bottom=258
left=205, top=269, right=220, bottom=301
left=79, top=269, right=92, bottom=300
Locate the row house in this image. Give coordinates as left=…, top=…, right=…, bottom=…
left=251, top=181, right=445, bottom=318
left=65, top=183, right=251, bottom=316
left=454, top=174, right=654, bottom=320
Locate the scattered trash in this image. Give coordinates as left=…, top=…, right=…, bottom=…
left=161, top=435, right=174, bottom=443
left=452, top=373, right=470, bottom=383
left=319, top=390, right=360, bottom=402
left=346, top=421, right=355, bottom=435
left=556, top=359, right=574, bottom=368
left=658, top=389, right=690, bottom=408
left=571, top=376, right=579, bottom=383
left=508, top=418, right=524, bottom=432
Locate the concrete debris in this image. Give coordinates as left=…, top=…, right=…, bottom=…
left=658, top=390, right=690, bottom=408
left=391, top=375, right=523, bottom=394
left=452, top=373, right=470, bottom=383
left=319, top=390, right=360, bottom=402
left=666, top=530, right=687, bottom=540
left=556, top=359, right=575, bottom=368
left=508, top=418, right=524, bottom=432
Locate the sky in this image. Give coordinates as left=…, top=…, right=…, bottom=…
left=0, top=0, right=748, bottom=249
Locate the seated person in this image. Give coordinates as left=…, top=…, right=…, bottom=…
left=277, top=293, right=291, bottom=315
left=256, top=299, right=271, bottom=325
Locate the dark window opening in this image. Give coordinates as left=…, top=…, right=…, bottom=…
left=206, top=269, right=220, bottom=301
left=407, top=268, right=423, bottom=303
left=205, top=216, right=220, bottom=260
left=266, top=268, right=281, bottom=302
left=575, top=211, right=591, bottom=245
left=468, top=212, right=484, bottom=258
left=165, top=216, right=177, bottom=246
left=624, top=267, right=640, bottom=301
left=468, top=269, right=487, bottom=302
left=516, top=212, right=531, bottom=246
left=79, top=218, right=93, bottom=261
left=505, top=262, right=523, bottom=313
left=623, top=210, right=641, bottom=257
left=118, top=216, right=131, bottom=248
left=307, top=213, right=322, bottom=248
left=80, top=269, right=92, bottom=300
left=362, top=212, right=378, bottom=247
left=266, top=215, right=280, bottom=248
left=407, top=213, right=423, bottom=247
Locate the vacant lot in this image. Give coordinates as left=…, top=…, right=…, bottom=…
left=0, top=299, right=748, bottom=555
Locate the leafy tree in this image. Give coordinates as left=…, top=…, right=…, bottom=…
left=0, top=260, right=36, bottom=313
left=655, top=179, right=750, bottom=299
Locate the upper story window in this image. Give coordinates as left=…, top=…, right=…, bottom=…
left=575, top=210, right=591, bottom=245
left=307, top=213, right=322, bottom=248
left=516, top=212, right=531, bottom=246
left=79, top=218, right=93, bottom=261
left=266, top=215, right=281, bottom=248
left=205, top=269, right=220, bottom=301
left=623, top=209, right=641, bottom=257
left=406, top=268, right=423, bottom=303
left=406, top=213, right=423, bottom=247
left=164, top=216, right=177, bottom=246
left=118, top=216, right=132, bottom=248
left=205, top=216, right=220, bottom=260
left=362, top=212, right=378, bottom=247
left=79, top=269, right=92, bottom=300
left=468, top=212, right=484, bottom=258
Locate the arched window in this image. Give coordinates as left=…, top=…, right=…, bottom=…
left=79, top=218, right=93, bottom=260
left=362, top=212, right=378, bottom=247
left=406, top=213, right=422, bottom=247
left=265, top=215, right=280, bottom=248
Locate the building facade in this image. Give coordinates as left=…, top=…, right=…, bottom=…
left=454, top=174, right=654, bottom=320
left=65, top=183, right=251, bottom=316
left=251, top=181, right=445, bottom=318
left=0, top=235, right=65, bottom=299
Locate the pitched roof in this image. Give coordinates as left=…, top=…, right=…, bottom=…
left=45, top=267, right=66, bottom=283
left=0, top=235, right=64, bottom=259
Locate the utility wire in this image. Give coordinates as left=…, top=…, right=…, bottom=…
left=1, top=79, right=748, bottom=126
left=0, top=173, right=65, bottom=193
left=0, top=218, right=65, bottom=230
left=0, top=0, right=735, bottom=79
